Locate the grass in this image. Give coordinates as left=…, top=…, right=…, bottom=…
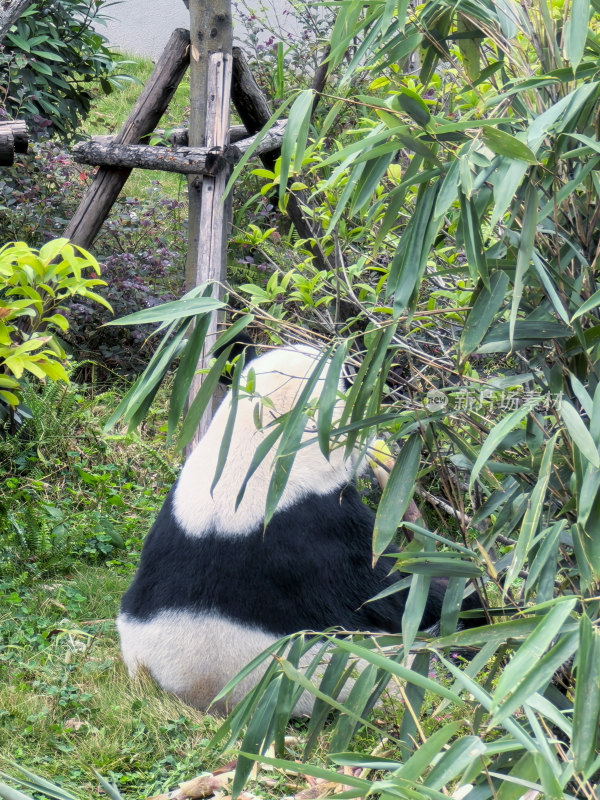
left=0, top=567, right=220, bottom=795
left=0, top=378, right=226, bottom=796
left=81, top=54, right=191, bottom=201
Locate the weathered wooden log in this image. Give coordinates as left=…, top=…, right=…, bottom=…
left=64, top=28, right=190, bottom=248
left=0, top=129, right=14, bottom=166
left=0, top=120, right=28, bottom=165
left=148, top=122, right=274, bottom=147
left=72, top=139, right=226, bottom=175
left=74, top=120, right=287, bottom=173
left=231, top=47, right=333, bottom=272
left=1, top=120, right=28, bottom=153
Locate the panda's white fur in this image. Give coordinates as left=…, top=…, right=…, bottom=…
left=117, top=343, right=460, bottom=714
left=172, top=344, right=353, bottom=537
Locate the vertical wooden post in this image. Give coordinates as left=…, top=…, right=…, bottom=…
left=184, top=0, right=232, bottom=455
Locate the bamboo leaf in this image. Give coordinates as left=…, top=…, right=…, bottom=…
left=571, top=285, right=600, bottom=321
left=459, top=270, right=509, bottom=361
left=509, top=185, right=538, bottom=346
left=167, top=300, right=212, bottom=440
left=210, top=350, right=246, bottom=492
left=327, top=637, right=465, bottom=705
left=373, top=432, right=421, bottom=558
left=490, top=631, right=579, bottom=725
left=317, top=341, right=349, bottom=459
left=469, top=401, right=535, bottom=491
left=504, top=433, right=558, bottom=592
left=279, top=89, right=314, bottom=208
left=482, top=127, right=538, bottom=163
left=572, top=614, right=600, bottom=772
left=426, top=736, right=486, bottom=790
left=564, top=0, right=589, bottom=69
left=559, top=398, right=600, bottom=467
left=459, top=191, right=488, bottom=286
left=264, top=348, right=333, bottom=526
left=177, top=346, right=233, bottom=450
left=493, top=597, right=577, bottom=708
left=104, top=296, right=223, bottom=326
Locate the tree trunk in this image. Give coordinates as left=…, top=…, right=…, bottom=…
left=0, top=0, right=34, bottom=41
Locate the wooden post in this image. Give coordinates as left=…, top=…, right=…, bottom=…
left=64, top=28, right=190, bottom=248
left=184, top=0, right=232, bottom=455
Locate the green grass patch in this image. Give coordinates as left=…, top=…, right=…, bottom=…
left=0, top=567, right=221, bottom=796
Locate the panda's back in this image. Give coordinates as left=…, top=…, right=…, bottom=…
left=119, top=481, right=402, bottom=635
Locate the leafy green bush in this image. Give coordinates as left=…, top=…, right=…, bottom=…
left=0, top=0, right=132, bottom=139
left=0, top=237, right=110, bottom=417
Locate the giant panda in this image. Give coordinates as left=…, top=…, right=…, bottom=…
left=117, top=342, right=468, bottom=714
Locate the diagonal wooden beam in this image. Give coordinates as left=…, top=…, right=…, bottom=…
left=64, top=28, right=190, bottom=249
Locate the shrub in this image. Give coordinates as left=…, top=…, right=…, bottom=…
left=0, top=0, right=132, bottom=139
left=0, top=237, right=110, bottom=421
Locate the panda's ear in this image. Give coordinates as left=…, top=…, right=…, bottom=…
left=214, top=332, right=258, bottom=385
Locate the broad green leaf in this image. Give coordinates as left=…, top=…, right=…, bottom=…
left=373, top=432, right=421, bottom=557
left=39, top=238, right=69, bottom=265
left=469, top=401, right=535, bottom=491
left=564, top=0, right=589, bottom=68
left=390, top=88, right=431, bottom=127
left=317, top=341, right=349, bottom=459
left=278, top=89, right=313, bottom=208
left=105, top=296, right=224, bottom=326
left=572, top=614, right=600, bottom=772
left=482, top=127, right=537, bottom=163
left=176, top=346, right=233, bottom=450
left=559, top=398, right=600, bottom=467
left=459, top=270, right=509, bottom=361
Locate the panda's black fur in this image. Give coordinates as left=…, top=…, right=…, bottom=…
left=117, top=342, right=477, bottom=713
